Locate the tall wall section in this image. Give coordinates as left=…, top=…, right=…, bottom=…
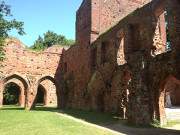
left=60, top=0, right=180, bottom=125
left=76, top=0, right=151, bottom=45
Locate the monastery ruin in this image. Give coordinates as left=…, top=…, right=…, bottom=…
left=0, top=0, right=180, bottom=126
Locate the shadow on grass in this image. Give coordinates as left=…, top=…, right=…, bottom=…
left=1, top=106, right=180, bottom=135
left=59, top=108, right=121, bottom=125
left=42, top=107, right=180, bottom=135
left=36, top=107, right=180, bottom=135
left=33, top=106, right=59, bottom=112
left=33, top=107, right=120, bottom=125
left=0, top=105, right=24, bottom=110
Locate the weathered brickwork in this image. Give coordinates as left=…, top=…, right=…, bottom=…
left=59, top=0, right=180, bottom=126
left=0, top=38, right=65, bottom=109
left=0, top=0, right=180, bottom=126
left=76, top=0, right=151, bottom=45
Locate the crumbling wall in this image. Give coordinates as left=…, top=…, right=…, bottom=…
left=99, top=0, right=151, bottom=33
left=76, top=0, right=151, bottom=45
left=60, top=0, right=180, bottom=126
left=0, top=38, right=64, bottom=109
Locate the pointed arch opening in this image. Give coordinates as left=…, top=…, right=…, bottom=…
left=157, top=75, right=180, bottom=125
left=3, top=82, right=21, bottom=106
left=34, top=75, right=58, bottom=108
left=0, top=74, right=29, bottom=108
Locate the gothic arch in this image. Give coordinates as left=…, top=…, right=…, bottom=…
left=0, top=73, right=29, bottom=107
left=32, top=75, right=59, bottom=108
left=4, top=79, right=25, bottom=107
left=156, top=75, right=180, bottom=125
left=36, top=75, right=56, bottom=85
left=3, top=73, right=29, bottom=90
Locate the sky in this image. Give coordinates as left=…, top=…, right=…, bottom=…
left=6, top=0, right=83, bottom=46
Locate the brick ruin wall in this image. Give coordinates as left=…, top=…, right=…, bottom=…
left=0, top=0, right=180, bottom=126
left=0, top=38, right=65, bottom=108
left=2, top=39, right=62, bottom=76
left=99, top=0, right=151, bottom=33
left=76, top=0, right=151, bottom=44
left=59, top=0, right=180, bottom=125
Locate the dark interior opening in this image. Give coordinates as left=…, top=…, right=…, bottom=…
left=3, top=82, right=21, bottom=105
left=129, top=24, right=141, bottom=52
left=101, top=42, right=108, bottom=64
left=91, top=47, right=97, bottom=71
left=97, top=92, right=105, bottom=112
left=36, top=84, right=46, bottom=106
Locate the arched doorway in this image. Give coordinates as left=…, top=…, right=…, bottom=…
left=164, top=77, right=180, bottom=108
left=157, top=75, right=180, bottom=125
left=3, top=82, right=21, bottom=106
left=34, top=76, right=58, bottom=108
left=0, top=74, right=29, bottom=108
left=35, top=84, right=47, bottom=106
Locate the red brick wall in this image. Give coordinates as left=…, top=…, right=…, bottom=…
left=60, top=0, right=180, bottom=126
left=99, top=0, right=149, bottom=33
left=76, top=0, right=151, bottom=45
left=76, top=0, right=91, bottom=45
left=0, top=38, right=65, bottom=108
left=2, top=38, right=63, bottom=76
left=61, top=44, right=92, bottom=108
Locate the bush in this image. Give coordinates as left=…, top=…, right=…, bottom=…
left=3, top=83, right=20, bottom=105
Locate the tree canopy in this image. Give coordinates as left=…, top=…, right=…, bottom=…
left=0, top=0, right=25, bottom=61
left=30, top=31, right=75, bottom=51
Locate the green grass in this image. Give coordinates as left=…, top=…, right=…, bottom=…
left=59, top=108, right=120, bottom=125
left=164, top=120, right=180, bottom=128
left=0, top=106, right=117, bottom=135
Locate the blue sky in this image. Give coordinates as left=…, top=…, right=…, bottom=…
left=6, top=0, right=83, bottom=46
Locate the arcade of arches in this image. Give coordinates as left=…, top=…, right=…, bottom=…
left=1, top=0, right=180, bottom=126
left=0, top=39, right=64, bottom=109
left=0, top=74, right=58, bottom=109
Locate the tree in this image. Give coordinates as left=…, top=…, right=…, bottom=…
left=31, top=36, right=44, bottom=50
left=0, top=1, right=25, bottom=61
left=43, top=31, right=60, bottom=47
left=31, top=30, right=75, bottom=51
left=3, top=83, right=20, bottom=105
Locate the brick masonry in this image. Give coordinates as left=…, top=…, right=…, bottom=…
left=0, top=38, right=66, bottom=109
left=59, top=0, right=180, bottom=125
left=0, top=0, right=180, bottom=126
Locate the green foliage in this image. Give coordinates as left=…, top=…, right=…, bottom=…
left=31, top=30, right=75, bottom=51
left=3, top=83, right=20, bottom=105
left=150, top=119, right=161, bottom=128
left=164, top=120, right=180, bottom=127
left=0, top=0, right=25, bottom=61
left=165, top=11, right=171, bottom=51
left=31, top=36, right=45, bottom=50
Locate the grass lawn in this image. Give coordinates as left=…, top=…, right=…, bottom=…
left=164, top=120, right=180, bottom=128
left=0, top=106, right=118, bottom=135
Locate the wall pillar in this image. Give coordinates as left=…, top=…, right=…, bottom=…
left=158, top=86, right=167, bottom=126
left=127, top=53, right=151, bottom=125
left=26, top=84, right=37, bottom=110
left=166, top=0, right=180, bottom=79
left=20, top=89, right=25, bottom=107
left=0, top=80, right=4, bottom=107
